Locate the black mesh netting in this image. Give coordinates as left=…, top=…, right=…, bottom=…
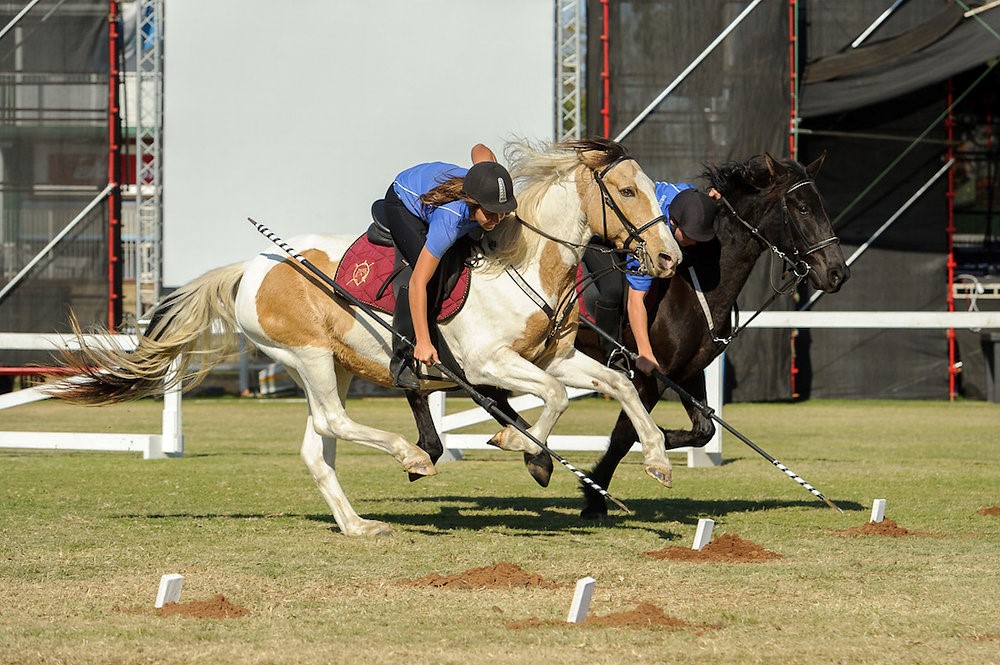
left=587, top=0, right=794, bottom=401
left=0, top=1, right=110, bottom=367
left=587, top=0, right=998, bottom=400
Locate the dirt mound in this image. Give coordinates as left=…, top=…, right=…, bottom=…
left=834, top=518, right=932, bottom=537
left=644, top=533, right=781, bottom=562
left=398, top=562, right=563, bottom=590
left=977, top=506, right=1000, bottom=516
left=506, top=602, right=694, bottom=630
left=156, top=594, right=251, bottom=619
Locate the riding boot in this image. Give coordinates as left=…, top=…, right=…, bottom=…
left=592, top=300, right=627, bottom=370
left=389, top=285, right=420, bottom=390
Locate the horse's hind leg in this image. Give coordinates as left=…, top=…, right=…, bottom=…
left=273, top=348, right=434, bottom=536
left=300, top=414, right=394, bottom=537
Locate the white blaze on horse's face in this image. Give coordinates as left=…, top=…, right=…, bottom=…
left=579, top=154, right=681, bottom=278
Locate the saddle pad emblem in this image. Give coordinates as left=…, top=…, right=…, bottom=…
left=349, top=260, right=374, bottom=287
left=333, top=233, right=471, bottom=322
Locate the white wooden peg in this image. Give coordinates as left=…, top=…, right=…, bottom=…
left=566, top=576, right=596, bottom=623
left=870, top=498, right=886, bottom=523
left=692, top=518, right=715, bottom=550
left=154, top=573, right=184, bottom=608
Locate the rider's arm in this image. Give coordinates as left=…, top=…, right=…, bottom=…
left=627, top=286, right=662, bottom=375
left=408, top=246, right=441, bottom=366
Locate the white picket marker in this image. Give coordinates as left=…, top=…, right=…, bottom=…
left=154, top=573, right=184, bottom=608
left=870, top=498, right=887, bottom=523
left=692, top=518, right=715, bottom=550
left=566, top=576, right=596, bottom=623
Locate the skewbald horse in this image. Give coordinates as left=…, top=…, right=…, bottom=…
left=50, top=138, right=683, bottom=537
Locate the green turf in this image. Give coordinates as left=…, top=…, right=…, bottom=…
left=1, top=396, right=997, bottom=664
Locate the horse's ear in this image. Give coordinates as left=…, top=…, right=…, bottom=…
left=805, top=151, right=827, bottom=177
left=763, top=153, right=789, bottom=178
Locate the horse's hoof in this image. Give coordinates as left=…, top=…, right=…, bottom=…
left=580, top=507, right=610, bottom=521
left=405, top=459, right=437, bottom=477
left=523, top=451, right=553, bottom=487
left=342, top=519, right=394, bottom=537
left=408, top=471, right=429, bottom=483
left=644, top=464, right=673, bottom=488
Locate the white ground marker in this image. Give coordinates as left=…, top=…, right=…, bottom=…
left=566, top=576, right=596, bottom=623
left=870, top=498, right=887, bottom=523
left=154, top=573, right=184, bottom=608
left=692, top=518, right=715, bottom=550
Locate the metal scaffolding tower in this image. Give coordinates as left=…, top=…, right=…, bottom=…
left=134, top=0, right=163, bottom=320
left=556, top=0, right=584, bottom=141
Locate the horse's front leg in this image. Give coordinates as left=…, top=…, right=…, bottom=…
left=465, top=348, right=570, bottom=459
left=403, top=389, right=444, bottom=481
left=582, top=371, right=662, bottom=519
left=547, top=351, right=672, bottom=488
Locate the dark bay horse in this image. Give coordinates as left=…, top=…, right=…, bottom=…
left=402, top=153, right=848, bottom=517
left=572, top=153, right=850, bottom=518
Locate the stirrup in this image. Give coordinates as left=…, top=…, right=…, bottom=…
left=390, top=355, right=420, bottom=390
left=606, top=348, right=634, bottom=378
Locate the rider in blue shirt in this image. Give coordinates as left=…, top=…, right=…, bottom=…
left=381, top=145, right=517, bottom=389
left=583, top=183, right=719, bottom=374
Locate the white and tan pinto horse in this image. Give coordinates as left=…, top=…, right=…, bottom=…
left=51, top=138, right=682, bottom=536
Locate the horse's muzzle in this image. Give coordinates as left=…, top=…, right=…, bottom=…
left=817, top=264, right=850, bottom=293
left=657, top=252, right=678, bottom=278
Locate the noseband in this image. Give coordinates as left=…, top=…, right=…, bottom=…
left=593, top=156, right=667, bottom=276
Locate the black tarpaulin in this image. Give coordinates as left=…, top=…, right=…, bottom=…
left=800, top=7, right=1000, bottom=117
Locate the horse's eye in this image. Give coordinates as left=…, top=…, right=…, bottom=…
left=798, top=203, right=809, bottom=214
left=620, top=187, right=636, bottom=198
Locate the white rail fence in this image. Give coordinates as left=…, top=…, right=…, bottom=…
left=431, top=310, right=1000, bottom=468
left=3, top=310, right=997, bottom=464
left=0, top=333, right=182, bottom=459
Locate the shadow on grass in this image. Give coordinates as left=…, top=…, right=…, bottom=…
left=128, top=495, right=863, bottom=538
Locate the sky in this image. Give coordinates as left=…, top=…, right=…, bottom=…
left=162, top=0, right=555, bottom=286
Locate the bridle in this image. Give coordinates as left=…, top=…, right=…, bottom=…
left=718, top=178, right=839, bottom=282
left=507, top=153, right=668, bottom=341
left=592, top=155, right=668, bottom=276
left=705, top=177, right=841, bottom=346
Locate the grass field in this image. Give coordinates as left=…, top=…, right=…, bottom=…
left=1, top=396, right=998, bottom=664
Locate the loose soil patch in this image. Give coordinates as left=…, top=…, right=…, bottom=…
left=156, top=594, right=251, bottom=619
left=977, top=506, right=1000, bottom=516
left=834, top=518, right=933, bottom=537
left=506, top=602, right=696, bottom=630
left=644, top=533, right=781, bottom=562
left=397, top=562, right=563, bottom=590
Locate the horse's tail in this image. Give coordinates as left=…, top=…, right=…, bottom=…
left=49, top=262, right=247, bottom=405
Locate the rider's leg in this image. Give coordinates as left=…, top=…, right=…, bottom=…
left=583, top=245, right=626, bottom=362
left=382, top=186, right=427, bottom=390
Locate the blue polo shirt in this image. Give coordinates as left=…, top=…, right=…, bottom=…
left=625, top=181, right=695, bottom=291
left=392, top=162, right=482, bottom=259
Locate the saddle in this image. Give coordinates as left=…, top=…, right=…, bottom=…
left=332, top=200, right=472, bottom=321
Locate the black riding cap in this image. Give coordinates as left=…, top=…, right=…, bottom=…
left=464, top=162, right=518, bottom=214
left=669, top=189, right=718, bottom=242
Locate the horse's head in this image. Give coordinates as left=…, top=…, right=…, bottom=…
left=574, top=139, right=681, bottom=279
left=709, top=153, right=849, bottom=293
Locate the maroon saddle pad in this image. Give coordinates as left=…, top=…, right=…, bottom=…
left=332, top=234, right=471, bottom=322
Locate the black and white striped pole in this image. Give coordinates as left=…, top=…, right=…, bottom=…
left=248, top=218, right=631, bottom=513
left=579, top=316, right=843, bottom=512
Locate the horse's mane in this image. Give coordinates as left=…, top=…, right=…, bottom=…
left=704, top=155, right=807, bottom=200
left=478, top=138, right=628, bottom=272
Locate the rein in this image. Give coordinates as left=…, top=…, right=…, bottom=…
left=508, top=154, right=664, bottom=343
